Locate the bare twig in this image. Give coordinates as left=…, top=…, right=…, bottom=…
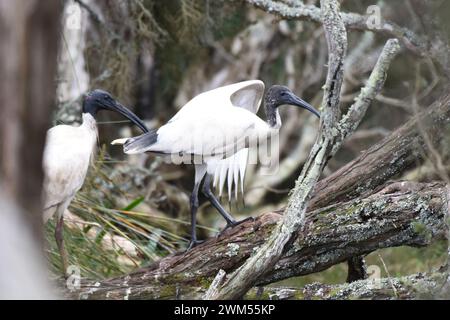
left=377, top=253, right=399, bottom=298
left=375, top=94, right=411, bottom=112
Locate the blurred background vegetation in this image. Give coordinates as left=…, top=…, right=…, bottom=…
left=47, top=0, right=450, bottom=286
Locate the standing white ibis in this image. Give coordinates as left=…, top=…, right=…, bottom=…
left=112, top=80, right=320, bottom=249
left=43, top=89, right=148, bottom=275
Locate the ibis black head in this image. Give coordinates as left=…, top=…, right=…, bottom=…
left=83, top=89, right=149, bottom=133
left=265, top=85, right=320, bottom=118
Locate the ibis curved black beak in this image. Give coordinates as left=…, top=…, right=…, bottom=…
left=109, top=101, right=149, bottom=133
left=287, top=92, right=320, bottom=118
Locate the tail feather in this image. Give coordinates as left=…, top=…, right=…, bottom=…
left=123, top=129, right=158, bottom=154
left=238, top=149, right=248, bottom=195
left=233, top=156, right=239, bottom=201
left=213, top=148, right=249, bottom=202
left=227, top=156, right=234, bottom=202
left=218, top=162, right=227, bottom=197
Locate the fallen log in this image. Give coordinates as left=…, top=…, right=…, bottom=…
left=73, top=181, right=447, bottom=299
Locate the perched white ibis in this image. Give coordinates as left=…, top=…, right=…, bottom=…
left=112, top=80, right=320, bottom=249
left=43, top=89, right=148, bottom=274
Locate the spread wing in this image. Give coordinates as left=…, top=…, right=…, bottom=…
left=168, top=80, right=264, bottom=123
left=124, top=106, right=258, bottom=156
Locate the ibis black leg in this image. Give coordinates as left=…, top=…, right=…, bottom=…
left=202, top=175, right=236, bottom=226
left=55, top=213, right=69, bottom=277
left=202, top=175, right=254, bottom=235
left=187, top=182, right=203, bottom=251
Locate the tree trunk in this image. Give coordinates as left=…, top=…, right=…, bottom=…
left=0, top=0, right=62, bottom=298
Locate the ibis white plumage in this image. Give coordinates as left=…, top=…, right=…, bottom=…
left=112, top=80, right=320, bottom=249
left=43, top=89, right=148, bottom=274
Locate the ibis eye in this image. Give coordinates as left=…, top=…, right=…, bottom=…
left=280, top=92, right=287, bottom=96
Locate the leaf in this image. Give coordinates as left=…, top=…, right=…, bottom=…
left=121, top=196, right=145, bottom=211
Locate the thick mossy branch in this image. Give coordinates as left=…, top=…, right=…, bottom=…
left=72, top=181, right=447, bottom=299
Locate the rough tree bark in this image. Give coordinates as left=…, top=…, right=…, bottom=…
left=73, top=181, right=447, bottom=299
left=262, top=272, right=447, bottom=300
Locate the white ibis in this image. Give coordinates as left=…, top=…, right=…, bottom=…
left=112, top=80, right=320, bottom=249
left=42, top=89, right=148, bottom=275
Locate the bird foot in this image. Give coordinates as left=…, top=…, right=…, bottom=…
left=231, top=216, right=255, bottom=227
left=216, top=216, right=254, bottom=238
left=186, top=239, right=204, bottom=252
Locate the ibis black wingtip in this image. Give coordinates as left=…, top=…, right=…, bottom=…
left=123, top=130, right=158, bottom=154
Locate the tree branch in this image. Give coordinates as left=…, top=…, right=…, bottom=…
left=335, top=38, right=401, bottom=153
left=242, top=0, right=442, bottom=68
